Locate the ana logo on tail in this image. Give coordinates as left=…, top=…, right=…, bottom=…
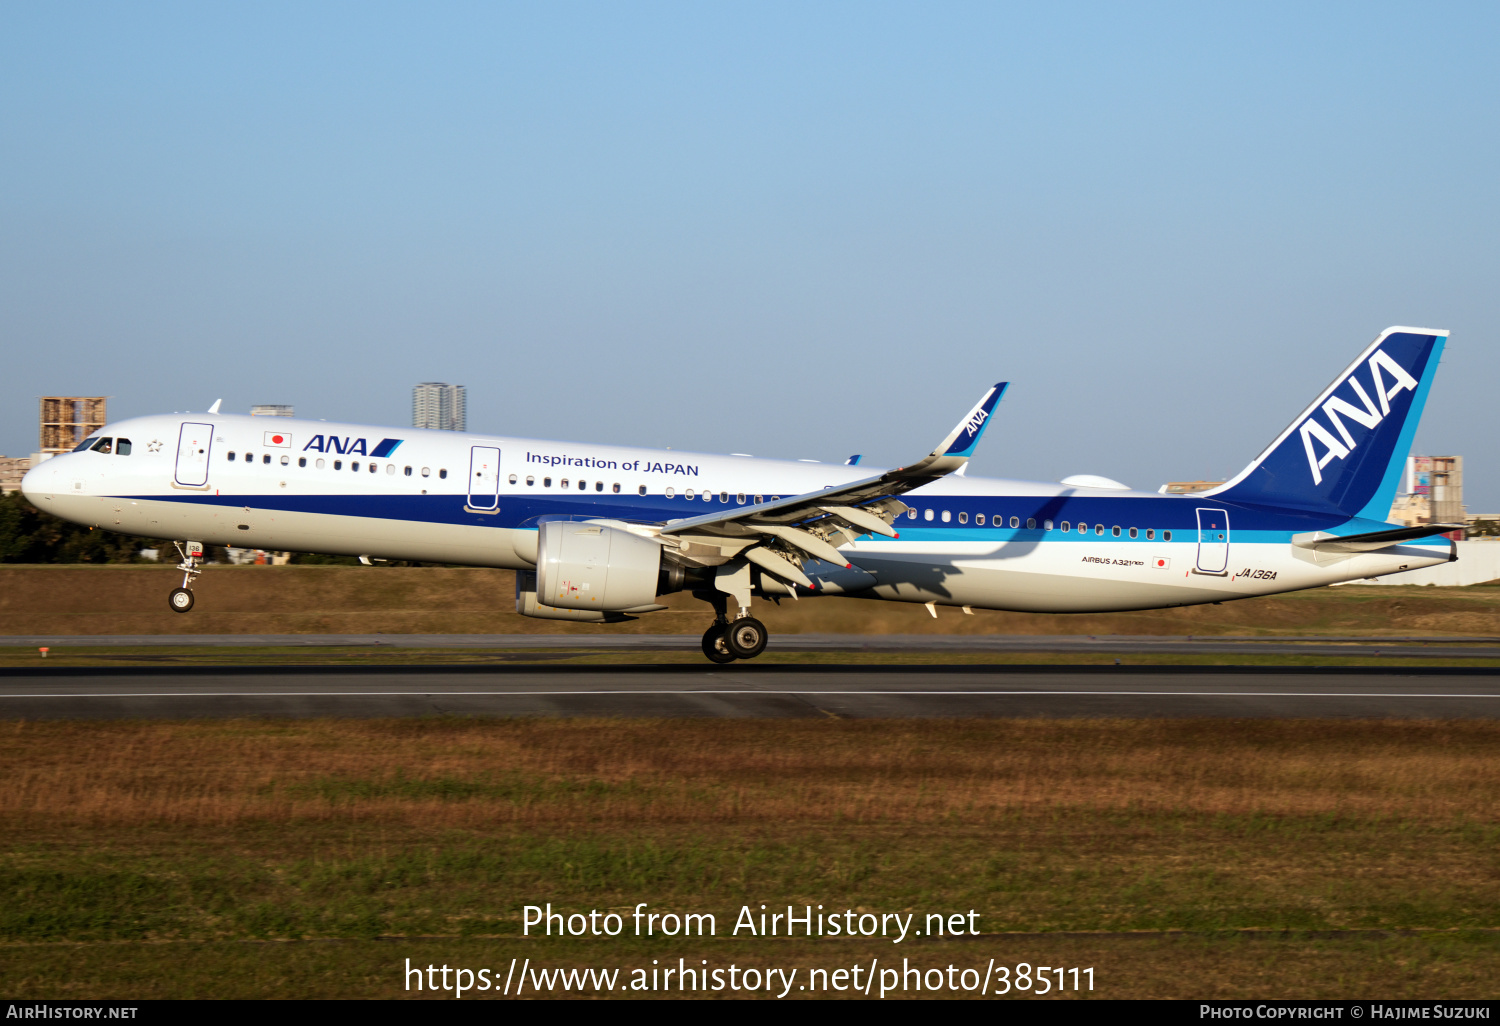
left=1299, top=349, right=1418, bottom=485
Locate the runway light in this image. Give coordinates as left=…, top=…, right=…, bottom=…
left=38, top=647, right=49, bottom=658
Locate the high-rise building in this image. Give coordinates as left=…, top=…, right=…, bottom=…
left=250, top=404, right=294, bottom=417
left=39, top=397, right=107, bottom=456
left=413, top=383, right=466, bottom=432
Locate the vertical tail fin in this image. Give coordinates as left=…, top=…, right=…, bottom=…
left=1208, top=327, right=1447, bottom=519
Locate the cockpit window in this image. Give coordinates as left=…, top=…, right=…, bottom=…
left=116, top=439, right=132, bottom=455
left=90, top=437, right=114, bottom=454
left=73, top=437, right=97, bottom=452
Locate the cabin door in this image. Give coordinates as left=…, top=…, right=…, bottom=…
left=468, top=446, right=500, bottom=510
left=174, top=422, right=214, bottom=487
left=1195, top=508, right=1230, bottom=574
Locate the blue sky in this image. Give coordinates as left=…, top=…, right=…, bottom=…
left=4, top=2, right=1497, bottom=506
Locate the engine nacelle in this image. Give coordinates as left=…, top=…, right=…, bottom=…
left=535, top=521, right=666, bottom=612
left=515, top=571, right=629, bottom=622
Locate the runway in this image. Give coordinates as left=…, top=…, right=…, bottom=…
left=5, top=633, right=1500, bottom=659
left=2, top=665, right=1498, bottom=719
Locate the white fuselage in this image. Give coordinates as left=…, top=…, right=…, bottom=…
left=23, top=413, right=1452, bottom=613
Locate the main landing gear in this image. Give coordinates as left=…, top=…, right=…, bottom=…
left=168, top=541, right=204, bottom=614
left=701, top=617, right=769, bottom=663
left=696, top=562, right=773, bottom=663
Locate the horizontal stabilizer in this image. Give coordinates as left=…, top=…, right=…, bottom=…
left=1292, top=524, right=1463, bottom=553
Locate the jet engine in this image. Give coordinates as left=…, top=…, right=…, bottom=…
left=532, top=521, right=673, bottom=613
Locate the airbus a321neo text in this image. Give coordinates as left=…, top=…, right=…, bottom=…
left=23, top=327, right=1460, bottom=662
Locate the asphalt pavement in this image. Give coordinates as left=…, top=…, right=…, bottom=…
left=2, top=664, right=1497, bottom=719
left=5, top=633, right=1500, bottom=659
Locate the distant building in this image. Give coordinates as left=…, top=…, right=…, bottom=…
left=250, top=404, right=294, bottom=417
left=39, top=397, right=106, bottom=456
left=1390, top=456, right=1466, bottom=538
left=0, top=456, right=30, bottom=493
left=413, top=383, right=466, bottom=432
left=1158, top=480, right=1223, bottom=495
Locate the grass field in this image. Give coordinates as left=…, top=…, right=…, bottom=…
left=4, top=717, right=1498, bottom=999
left=2, top=564, right=1498, bottom=638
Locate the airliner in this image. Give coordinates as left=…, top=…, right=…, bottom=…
left=22, top=326, right=1460, bottom=662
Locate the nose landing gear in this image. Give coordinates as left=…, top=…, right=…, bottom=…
left=168, top=541, right=204, bottom=614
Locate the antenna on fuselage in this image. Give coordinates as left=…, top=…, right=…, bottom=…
left=207, top=399, right=222, bottom=414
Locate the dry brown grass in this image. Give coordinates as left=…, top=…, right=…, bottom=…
left=2, top=564, right=1499, bottom=637
left=6, top=718, right=1499, bottom=829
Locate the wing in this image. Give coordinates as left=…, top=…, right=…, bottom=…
left=655, top=382, right=1007, bottom=589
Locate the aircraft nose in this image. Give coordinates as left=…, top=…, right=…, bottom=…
left=20, top=457, right=57, bottom=502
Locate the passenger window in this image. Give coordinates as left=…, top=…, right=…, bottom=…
left=299, top=457, right=307, bottom=468
left=1095, top=524, right=1104, bottom=535
left=526, top=476, right=534, bottom=486
left=439, top=469, right=447, bottom=479
left=281, top=455, right=290, bottom=466
left=316, top=459, right=325, bottom=469
left=720, top=491, right=728, bottom=503
left=703, top=491, right=712, bottom=502
left=1112, top=526, right=1121, bottom=537
left=771, top=496, right=780, bottom=502
left=666, top=487, right=675, bottom=498
left=685, top=489, right=695, bottom=500
left=1164, top=530, right=1173, bottom=541
left=561, top=478, right=570, bottom=489
left=1146, top=528, right=1155, bottom=540
left=543, top=477, right=551, bottom=487
left=941, top=511, right=951, bottom=522
left=1010, top=516, right=1019, bottom=528
left=244, top=452, right=253, bottom=462
left=637, top=485, right=645, bottom=496
left=91, top=438, right=113, bottom=454
left=580, top=480, right=588, bottom=491
left=924, top=509, right=933, bottom=521
left=1027, top=518, right=1036, bottom=529
left=908, top=508, right=917, bottom=519
left=385, top=464, right=394, bottom=474
left=957, top=512, right=968, bottom=524
left=1044, top=519, right=1053, bottom=531
left=367, top=463, right=376, bottom=473
left=116, top=439, right=132, bottom=455
left=1061, top=521, right=1070, bottom=532
left=595, top=481, right=604, bottom=492
left=405, top=466, right=413, bottom=476
left=755, top=494, right=763, bottom=504
left=334, top=460, right=343, bottom=470
left=352, top=462, right=360, bottom=471
left=976, top=513, right=985, bottom=525
left=737, top=493, right=746, bottom=504
left=508, top=474, right=517, bottom=484
left=1129, top=527, right=1138, bottom=539
left=228, top=451, right=236, bottom=461
left=261, top=454, right=269, bottom=465
left=612, top=483, right=620, bottom=493
left=422, top=467, right=431, bottom=477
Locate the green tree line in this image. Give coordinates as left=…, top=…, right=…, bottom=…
left=1, top=491, right=401, bottom=565
left=0, top=490, right=162, bottom=563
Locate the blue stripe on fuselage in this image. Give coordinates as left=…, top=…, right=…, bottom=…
left=121, top=490, right=1374, bottom=541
